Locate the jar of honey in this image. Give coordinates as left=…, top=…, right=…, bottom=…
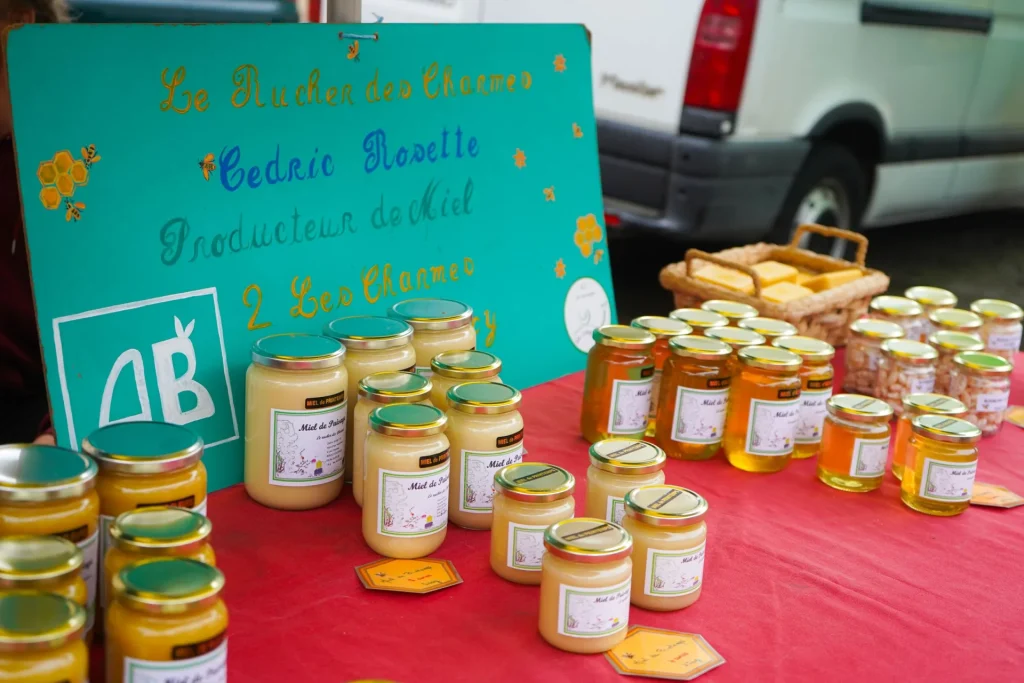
left=948, top=351, right=1013, bottom=437
left=0, top=536, right=87, bottom=622
left=538, top=519, right=632, bottom=654
left=0, top=592, right=88, bottom=682
left=772, top=336, right=835, bottom=459
left=844, top=319, right=904, bottom=394
left=900, top=414, right=981, bottom=516
left=970, top=298, right=1023, bottom=364
left=891, top=393, right=966, bottom=481
left=630, top=315, right=693, bottom=436
left=929, top=330, right=985, bottom=395
left=700, top=299, right=758, bottom=324
left=388, top=298, right=476, bottom=377
left=876, top=339, right=938, bottom=415
left=724, top=346, right=803, bottom=473
left=870, top=295, right=925, bottom=340
left=580, top=325, right=656, bottom=442
left=106, top=558, right=227, bottom=683
left=705, top=326, right=767, bottom=375
left=817, top=394, right=893, bottom=492
left=429, top=350, right=502, bottom=411
left=655, top=335, right=732, bottom=461
left=668, top=308, right=728, bottom=336
left=490, top=463, right=575, bottom=584
left=621, top=485, right=707, bottom=612
left=905, top=286, right=957, bottom=340
left=585, top=439, right=666, bottom=524
left=738, top=317, right=798, bottom=345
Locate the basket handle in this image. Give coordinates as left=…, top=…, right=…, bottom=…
left=685, top=248, right=765, bottom=298
left=790, top=223, right=868, bottom=267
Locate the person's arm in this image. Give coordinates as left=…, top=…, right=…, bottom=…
left=33, top=413, right=54, bottom=444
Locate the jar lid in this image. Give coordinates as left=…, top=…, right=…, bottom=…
left=928, top=330, right=984, bottom=353
left=870, top=295, right=923, bottom=318
left=588, top=439, right=666, bottom=474
left=369, top=403, right=447, bottom=437
left=905, top=286, right=957, bottom=308
left=113, top=558, right=224, bottom=614
left=771, top=335, right=835, bottom=362
left=738, top=317, right=799, bottom=339
left=82, top=422, right=204, bottom=475
left=592, top=325, right=656, bottom=350
left=902, top=393, right=967, bottom=416
left=251, top=333, right=345, bottom=370
left=543, top=518, right=632, bottom=563
left=953, top=351, right=1013, bottom=375
left=0, top=536, right=82, bottom=583
left=970, top=298, right=1023, bottom=322
left=826, top=394, right=893, bottom=422
left=928, top=308, right=982, bottom=331
left=494, top=463, right=574, bottom=503
left=738, top=346, right=802, bottom=371
left=447, top=382, right=522, bottom=415
left=624, top=485, right=708, bottom=527
left=700, top=299, right=758, bottom=320
left=358, top=371, right=432, bottom=404
left=704, top=326, right=766, bottom=349
left=0, top=445, right=97, bottom=503
left=880, top=339, right=938, bottom=363
left=110, top=507, right=212, bottom=552
left=849, top=318, right=905, bottom=340
left=323, top=315, right=413, bottom=350
left=430, top=350, right=502, bottom=380
left=668, top=308, right=729, bottom=331
left=389, top=298, right=473, bottom=331
left=630, top=316, right=692, bottom=340
left=911, top=414, right=981, bottom=444
left=668, top=335, right=732, bottom=360
left=0, top=592, right=85, bottom=651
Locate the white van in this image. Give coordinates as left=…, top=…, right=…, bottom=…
left=361, top=0, right=1024, bottom=254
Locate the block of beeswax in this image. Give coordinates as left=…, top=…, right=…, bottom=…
left=762, top=281, right=814, bottom=303
left=694, top=264, right=754, bottom=295
left=794, top=272, right=816, bottom=285
left=801, top=268, right=863, bottom=293
left=751, top=260, right=799, bottom=287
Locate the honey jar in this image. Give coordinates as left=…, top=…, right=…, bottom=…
left=0, top=592, right=88, bottom=682
left=844, top=319, right=904, bottom=394
left=738, top=317, right=798, bottom=344
left=900, top=414, right=980, bottom=516
left=388, top=298, right=476, bottom=377
left=876, top=339, right=938, bottom=415
left=948, top=351, right=1013, bottom=437
left=585, top=439, right=666, bottom=524
left=905, top=286, right=957, bottom=340
left=772, top=336, right=835, bottom=459
left=705, top=326, right=767, bottom=375
left=655, top=335, right=732, bottom=461
left=929, top=330, right=985, bottom=395
left=429, top=350, right=502, bottom=411
left=817, top=394, right=893, bottom=492
left=891, top=394, right=966, bottom=481
left=700, top=299, right=758, bottom=324
left=970, top=298, right=1023, bottom=364
left=668, top=308, right=728, bottom=336
left=870, top=295, right=925, bottom=340
left=580, top=325, right=656, bottom=442
left=630, top=315, right=693, bottom=436
left=0, top=536, right=87, bottom=621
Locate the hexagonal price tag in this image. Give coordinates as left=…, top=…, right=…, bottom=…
left=605, top=626, right=725, bottom=681
left=355, top=558, right=462, bottom=594
left=971, top=482, right=1024, bottom=508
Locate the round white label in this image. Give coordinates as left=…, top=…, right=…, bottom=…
left=563, top=277, right=611, bottom=353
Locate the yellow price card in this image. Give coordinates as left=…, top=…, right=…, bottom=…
left=355, top=558, right=462, bottom=595
left=606, top=626, right=725, bottom=680
left=971, top=482, right=1024, bottom=509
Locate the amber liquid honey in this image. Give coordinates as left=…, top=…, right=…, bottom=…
left=890, top=414, right=914, bottom=480
left=656, top=356, right=730, bottom=461
left=817, top=416, right=890, bottom=492
left=793, top=362, right=833, bottom=459
left=900, top=435, right=977, bottom=516
left=646, top=338, right=673, bottom=437
left=724, top=367, right=800, bottom=473
left=580, top=345, right=654, bottom=443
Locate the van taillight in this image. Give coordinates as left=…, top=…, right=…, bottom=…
left=683, top=0, right=759, bottom=113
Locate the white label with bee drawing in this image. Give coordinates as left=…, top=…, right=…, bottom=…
left=557, top=579, right=631, bottom=638
left=268, top=403, right=346, bottom=486
left=671, top=386, right=729, bottom=444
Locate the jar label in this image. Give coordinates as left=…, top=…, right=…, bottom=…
left=807, top=378, right=833, bottom=390
left=644, top=541, right=706, bottom=597
left=795, top=389, right=831, bottom=444
left=745, top=398, right=800, bottom=456
left=53, top=526, right=98, bottom=633
left=304, top=390, right=345, bottom=409
left=867, top=348, right=881, bottom=372
left=919, top=457, right=976, bottom=502
left=496, top=428, right=525, bottom=449
left=415, top=365, right=434, bottom=378
left=849, top=437, right=890, bottom=478
left=419, top=448, right=450, bottom=469
left=908, top=375, right=936, bottom=395
left=506, top=522, right=547, bottom=571
left=671, top=386, right=728, bottom=444
left=377, top=463, right=450, bottom=537
left=268, top=403, right=346, bottom=487
left=607, top=376, right=654, bottom=436
left=557, top=578, right=631, bottom=638
left=459, top=444, right=524, bottom=513
left=124, top=637, right=227, bottom=682
left=976, top=391, right=1009, bottom=413
left=606, top=496, right=627, bottom=525
left=987, top=329, right=1022, bottom=351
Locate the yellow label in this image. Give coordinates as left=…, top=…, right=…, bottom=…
left=355, top=558, right=462, bottom=594
left=971, top=482, right=1024, bottom=509
left=605, top=626, right=726, bottom=680
left=1005, top=405, right=1024, bottom=430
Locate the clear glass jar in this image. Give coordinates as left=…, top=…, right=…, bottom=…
left=705, top=326, right=767, bottom=376
left=900, top=414, right=981, bottom=516
left=580, top=325, right=656, bottom=442
left=970, top=298, right=1023, bottom=364
left=106, top=558, right=228, bottom=683
left=655, top=336, right=732, bottom=461
left=388, top=298, right=476, bottom=377
left=352, top=372, right=432, bottom=508
left=928, top=330, right=985, bottom=395
left=844, top=319, right=904, bottom=394
left=362, top=404, right=450, bottom=558
left=0, top=536, right=87, bottom=624
left=0, top=592, right=88, bottom=682
left=738, top=317, right=798, bottom=345
left=490, top=463, right=575, bottom=585
left=429, top=350, right=501, bottom=411
left=668, top=308, right=728, bottom=336
left=243, top=334, right=347, bottom=509
left=700, top=299, right=758, bottom=325
left=817, top=394, right=893, bottom=492
left=724, top=346, right=803, bottom=473
left=891, top=394, right=966, bottom=481
left=631, top=316, right=693, bottom=437
left=870, top=295, right=925, bottom=341
left=876, top=339, right=938, bottom=415
left=539, top=519, right=633, bottom=654
left=585, top=439, right=666, bottom=524
left=772, top=336, right=835, bottom=460
left=905, top=286, right=957, bottom=341
left=446, top=383, right=524, bottom=531
left=948, top=351, right=1013, bottom=437
left=621, top=485, right=707, bottom=612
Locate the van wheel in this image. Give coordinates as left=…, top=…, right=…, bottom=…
left=771, top=142, right=870, bottom=259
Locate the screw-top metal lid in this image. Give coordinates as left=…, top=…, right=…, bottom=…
left=826, top=394, right=893, bottom=422
left=630, top=316, right=693, bottom=340
left=901, top=394, right=967, bottom=417
left=911, top=414, right=982, bottom=444
left=592, top=325, right=656, bottom=350
left=0, top=444, right=97, bottom=502
left=0, top=592, right=86, bottom=651
left=251, top=333, right=345, bottom=370
left=0, top=536, right=82, bottom=584
left=588, top=439, right=666, bottom=475
left=668, top=335, right=732, bottom=361
left=82, top=422, right=204, bottom=475
left=771, top=335, right=835, bottom=362
left=430, top=350, right=502, bottom=380
left=494, top=463, right=574, bottom=503
left=110, top=507, right=212, bottom=553
left=113, top=558, right=224, bottom=615
left=905, top=286, right=957, bottom=308
left=700, top=299, right=758, bottom=321
left=928, top=330, right=984, bottom=353
left=738, top=346, right=802, bottom=371
left=358, top=371, right=432, bottom=404
left=927, top=308, right=982, bottom=331
left=447, top=382, right=522, bottom=415
left=970, top=298, right=1023, bottom=322
left=849, top=318, right=905, bottom=340
left=880, top=339, right=938, bottom=364
left=668, top=308, right=729, bottom=331
left=705, top=326, right=766, bottom=350
left=323, top=315, right=413, bottom=350
left=389, top=299, right=473, bottom=331
left=870, top=295, right=923, bottom=318
left=738, top=317, right=799, bottom=340
left=624, top=485, right=708, bottom=528
left=953, top=351, right=1013, bottom=375
left=543, top=518, right=632, bottom=563
left=369, top=404, right=447, bottom=437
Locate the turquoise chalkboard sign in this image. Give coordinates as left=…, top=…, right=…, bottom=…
left=6, top=23, right=616, bottom=491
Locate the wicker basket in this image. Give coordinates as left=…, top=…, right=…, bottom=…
left=659, top=224, right=890, bottom=347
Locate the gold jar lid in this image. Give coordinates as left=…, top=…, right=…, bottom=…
left=738, top=317, right=798, bottom=340
left=668, top=308, right=728, bottom=331
left=700, top=299, right=758, bottom=321
left=737, top=346, right=802, bottom=371
left=905, top=286, right=957, bottom=308
left=902, top=393, right=966, bottom=416
left=430, top=350, right=502, bottom=380
left=630, top=315, right=693, bottom=339
left=113, top=558, right=225, bottom=615
left=323, top=315, right=413, bottom=350
left=0, top=592, right=86, bottom=651
left=0, top=444, right=98, bottom=503
left=369, top=404, right=447, bottom=437
left=389, top=298, right=473, bottom=331
left=0, top=536, right=82, bottom=584
left=589, top=439, right=666, bottom=475
left=970, top=298, right=1023, bottom=322
left=953, top=351, right=1013, bottom=375
left=110, top=507, right=212, bottom=553
left=358, top=371, right=432, bottom=404
left=826, top=394, right=893, bottom=422
left=250, top=333, right=345, bottom=370
left=849, top=318, right=905, bottom=340
left=624, top=485, right=708, bottom=528
left=544, top=518, right=632, bottom=563
left=870, top=295, right=923, bottom=318
left=705, top=326, right=766, bottom=349
left=592, top=325, right=656, bottom=350
left=494, top=463, right=574, bottom=503
left=928, top=330, right=984, bottom=353
left=668, top=335, right=731, bottom=361
left=880, top=339, right=938, bottom=364
left=82, top=422, right=204, bottom=475
left=771, top=335, right=835, bottom=362
left=447, top=382, right=521, bottom=415
left=928, top=308, right=982, bottom=331
left=911, top=414, right=981, bottom=444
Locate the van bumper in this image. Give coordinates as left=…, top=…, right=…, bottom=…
left=598, top=120, right=810, bottom=241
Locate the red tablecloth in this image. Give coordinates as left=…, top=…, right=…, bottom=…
left=199, top=351, right=1024, bottom=682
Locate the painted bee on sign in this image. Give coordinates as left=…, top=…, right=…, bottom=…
left=198, top=153, right=216, bottom=181
left=347, top=40, right=360, bottom=62
left=80, top=144, right=101, bottom=168
left=64, top=198, right=86, bottom=222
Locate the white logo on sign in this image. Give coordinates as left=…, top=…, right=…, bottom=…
left=564, top=277, right=611, bottom=353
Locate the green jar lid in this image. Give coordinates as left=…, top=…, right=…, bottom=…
left=0, top=536, right=82, bottom=583
left=251, top=333, right=345, bottom=370
left=0, top=444, right=97, bottom=502
left=358, top=371, right=432, bottom=404
left=447, top=382, right=521, bottom=415
left=905, top=286, right=957, bottom=308
left=111, top=507, right=212, bottom=552
left=911, top=414, right=981, bottom=444
left=589, top=439, right=666, bottom=474
left=953, top=351, right=1013, bottom=375
left=928, top=308, right=982, bottom=331
left=928, top=330, right=984, bottom=353
left=625, top=485, right=708, bottom=528
left=494, top=463, right=574, bottom=503
left=0, top=592, right=86, bottom=650
left=544, top=518, right=632, bottom=563
left=323, top=315, right=413, bottom=350
left=82, top=422, right=203, bottom=475
left=970, top=298, right=1023, bottom=322
left=114, top=558, right=224, bottom=614
left=870, top=295, right=923, bottom=318
left=389, top=299, right=473, bottom=331
left=430, top=350, right=502, bottom=379
left=369, top=404, right=447, bottom=437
